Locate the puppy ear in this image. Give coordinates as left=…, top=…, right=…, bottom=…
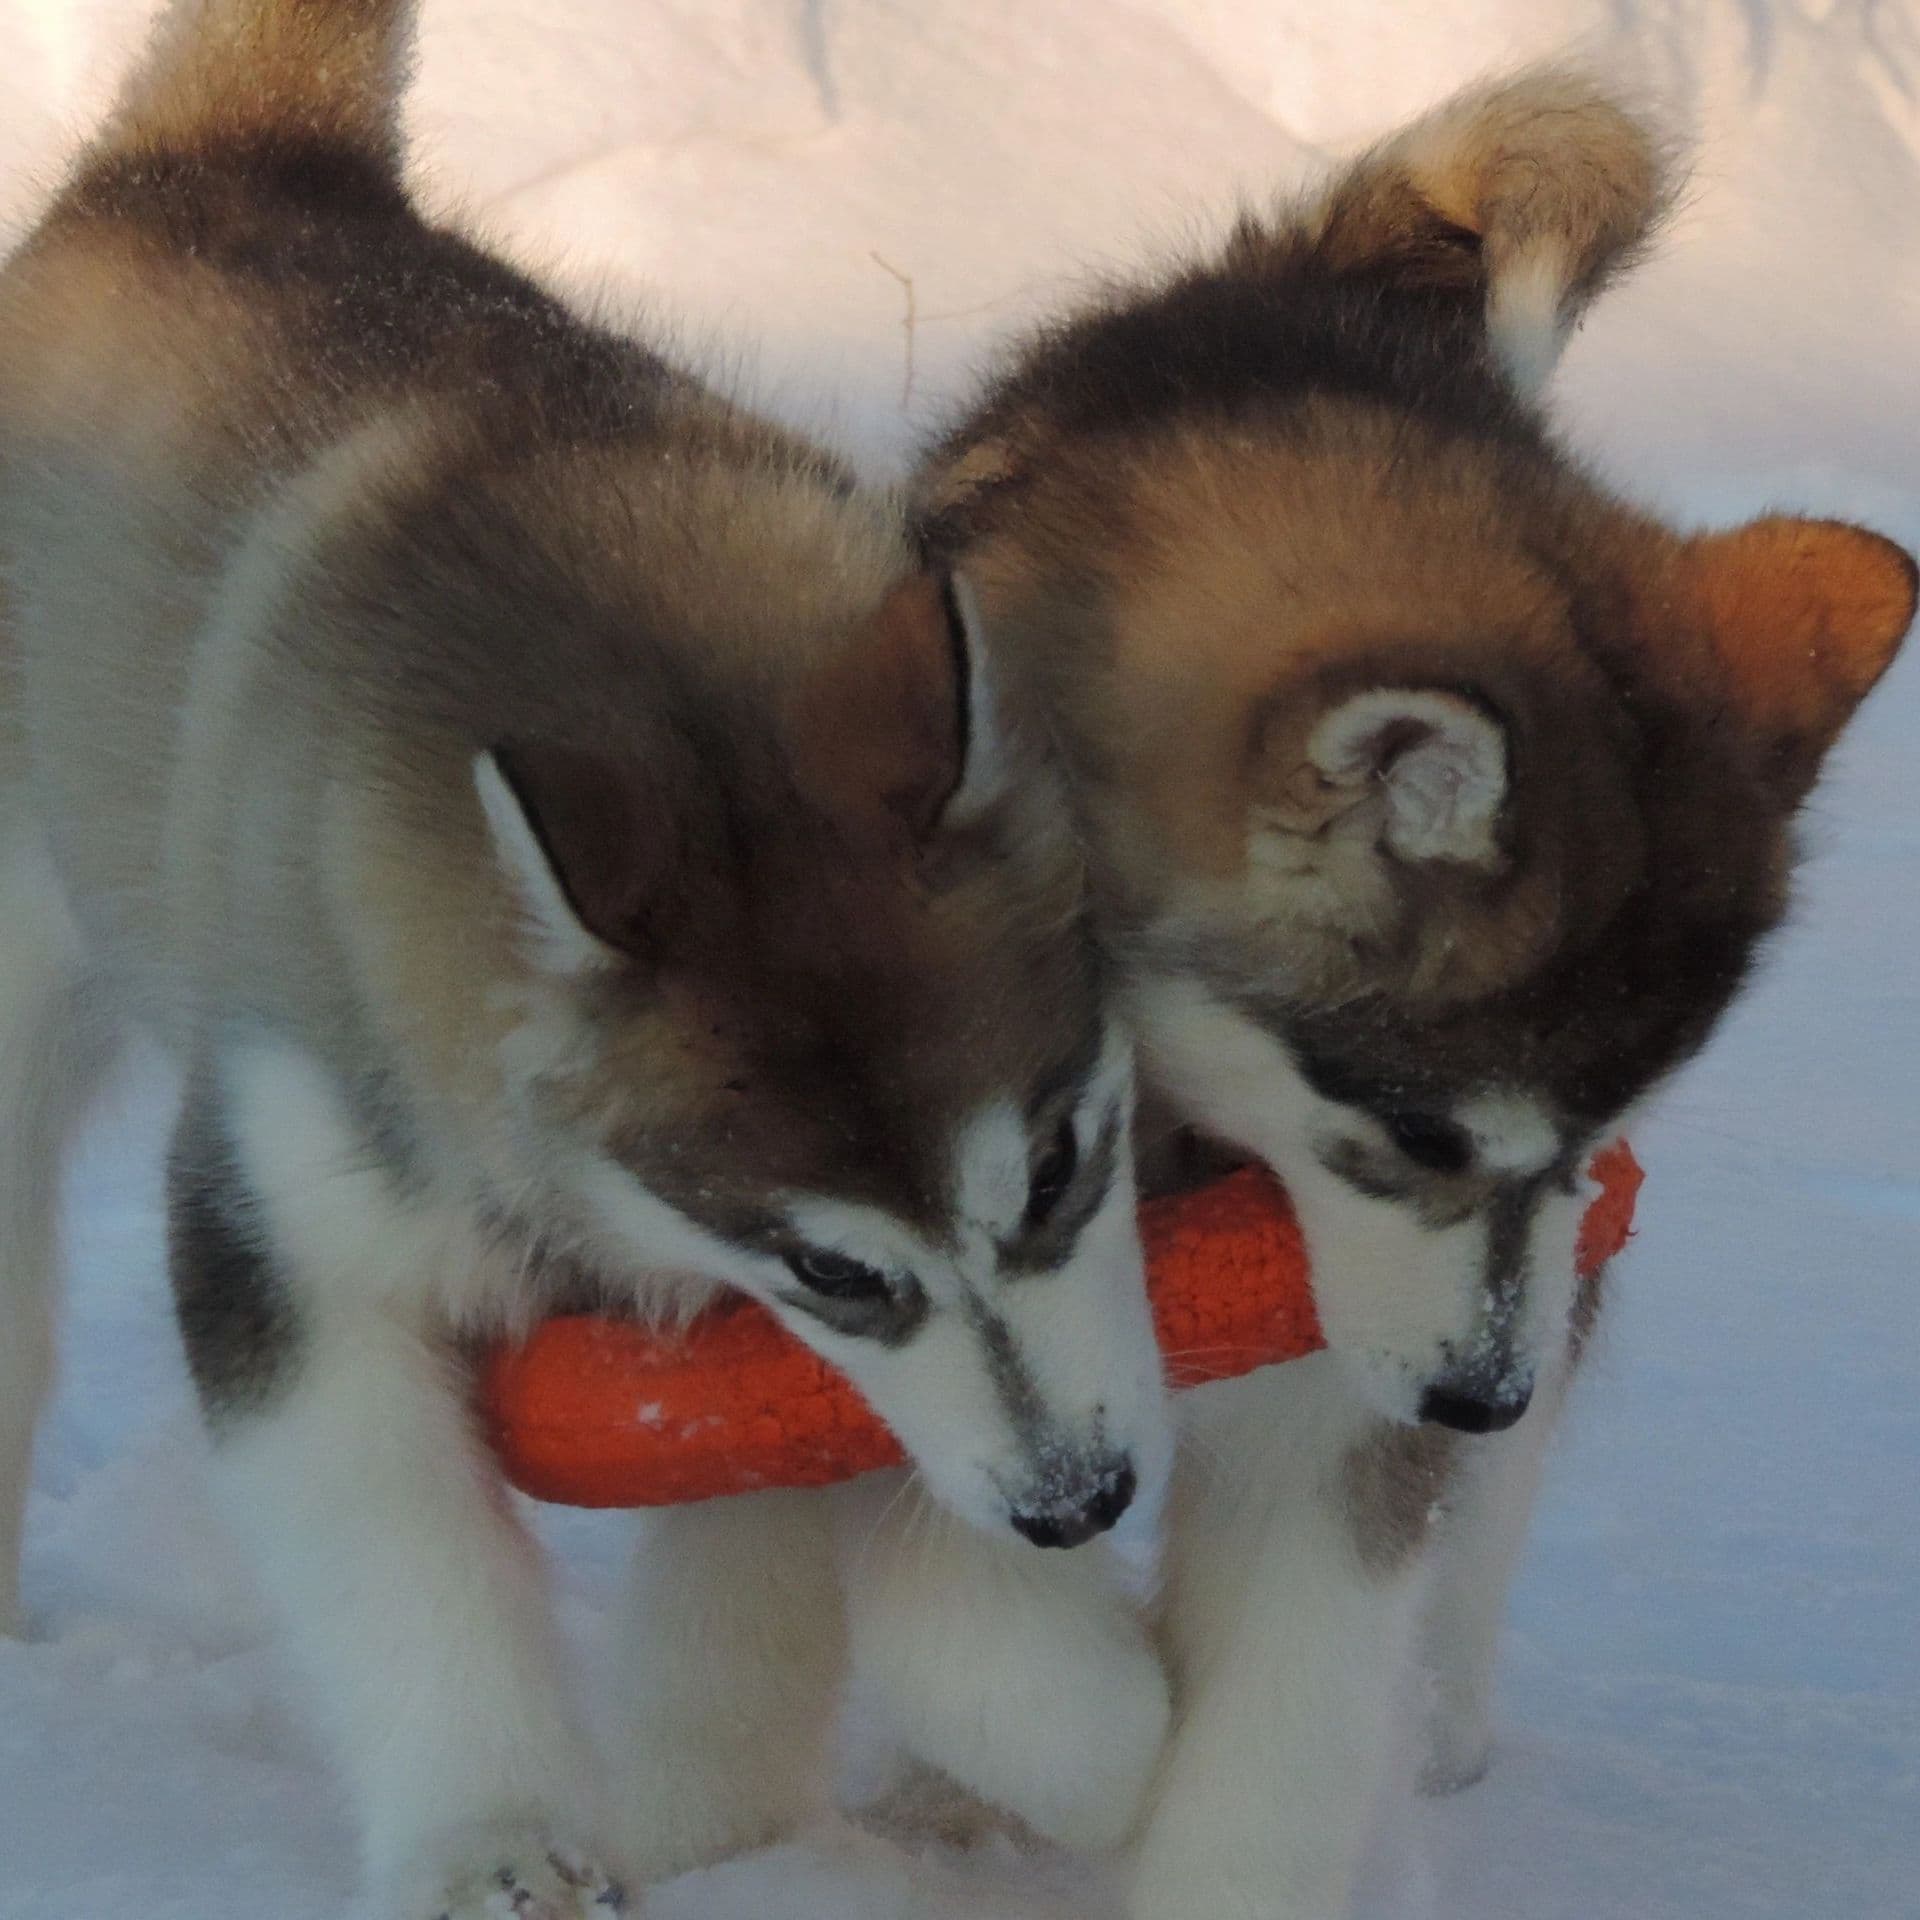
left=1678, top=517, right=1915, bottom=794
left=937, top=572, right=1016, bottom=830
left=789, top=568, right=1013, bottom=844
left=1301, top=66, right=1678, bottom=396
left=474, top=745, right=662, bottom=971
left=1260, top=688, right=1510, bottom=869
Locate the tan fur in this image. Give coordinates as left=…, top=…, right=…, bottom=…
left=107, top=0, right=411, bottom=161
left=1341, top=1421, right=1460, bottom=1581
left=948, top=405, right=1656, bottom=1010
left=1676, top=517, right=1918, bottom=772
left=1302, top=65, right=1675, bottom=306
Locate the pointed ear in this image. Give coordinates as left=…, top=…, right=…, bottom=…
left=474, top=746, right=661, bottom=971
left=1261, top=688, right=1510, bottom=869
left=939, top=572, right=1016, bottom=829
left=1679, top=517, right=1915, bottom=783
left=790, top=569, right=1011, bottom=843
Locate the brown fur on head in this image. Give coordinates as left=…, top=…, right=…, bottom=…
left=311, top=427, right=1097, bottom=1236
left=0, top=0, right=1171, bottom=1538
left=919, top=67, right=1914, bottom=1425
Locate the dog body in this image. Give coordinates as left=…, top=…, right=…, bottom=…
left=0, top=5, right=1172, bottom=1912
left=829, top=72, right=1915, bottom=1918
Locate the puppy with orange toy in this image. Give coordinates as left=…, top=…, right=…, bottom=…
left=498, top=68, right=1910, bottom=1920
left=485, top=1147, right=1644, bottom=1511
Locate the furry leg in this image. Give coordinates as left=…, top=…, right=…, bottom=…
left=1418, top=1364, right=1569, bottom=1793
left=182, top=1045, right=623, bottom=1918
left=1130, top=1366, right=1430, bottom=1920
left=0, top=813, right=115, bottom=1639
left=841, top=1471, right=1170, bottom=1853
left=611, top=1488, right=845, bottom=1882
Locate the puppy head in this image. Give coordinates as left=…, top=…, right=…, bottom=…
left=333, top=435, right=1170, bottom=1545
left=916, top=65, right=1903, bottom=1426
left=1086, top=465, right=1912, bottom=1423
left=929, top=378, right=1906, bottom=1438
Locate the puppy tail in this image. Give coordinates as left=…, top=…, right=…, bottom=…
left=98, top=0, right=416, bottom=172
left=1250, top=67, right=1682, bottom=396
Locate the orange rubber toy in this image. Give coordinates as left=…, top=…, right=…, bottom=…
left=484, top=1142, right=1644, bottom=1509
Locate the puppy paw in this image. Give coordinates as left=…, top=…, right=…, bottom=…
left=400, top=1823, right=630, bottom=1920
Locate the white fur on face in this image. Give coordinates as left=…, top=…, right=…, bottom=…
left=779, top=1033, right=1168, bottom=1535
left=1458, top=1091, right=1560, bottom=1176
left=576, top=1029, right=1169, bottom=1538
left=1131, top=974, right=1575, bottom=1423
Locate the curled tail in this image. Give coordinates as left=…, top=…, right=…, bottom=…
left=100, top=0, right=415, bottom=170
left=1241, top=67, right=1680, bottom=395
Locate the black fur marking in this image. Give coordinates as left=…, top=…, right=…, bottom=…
left=1315, top=1135, right=1421, bottom=1206
left=1002, top=1099, right=1123, bottom=1275
left=920, top=229, right=1532, bottom=558
left=939, top=570, right=974, bottom=797
left=1430, top=1172, right=1552, bottom=1405
left=167, top=1100, right=304, bottom=1432
left=1481, top=1175, right=1546, bottom=1321
left=968, top=1300, right=1047, bottom=1452
left=774, top=1277, right=929, bottom=1349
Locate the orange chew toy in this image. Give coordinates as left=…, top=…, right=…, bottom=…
left=484, top=1142, right=1644, bottom=1508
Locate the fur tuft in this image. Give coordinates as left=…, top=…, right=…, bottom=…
left=1302, top=65, right=1682, bottom=392
left=100, top=0, right=416, bottom=167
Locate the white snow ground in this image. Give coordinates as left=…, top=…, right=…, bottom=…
left=2, top=2, right=1918, bottom=1916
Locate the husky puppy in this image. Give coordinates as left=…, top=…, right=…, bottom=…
left=819, top=70, right=1915, bottom=1917
left=0, top=4, right=1171, bottom=1914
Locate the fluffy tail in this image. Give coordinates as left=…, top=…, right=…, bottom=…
left=1247, top=67, right=1680, bottom=395
left=99, top=0, right=415, bottom=169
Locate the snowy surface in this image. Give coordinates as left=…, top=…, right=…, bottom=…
left=4, top=3, right=1919, bottom=1916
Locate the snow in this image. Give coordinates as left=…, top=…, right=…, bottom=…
left=4, top=1, right=1918, bottom=1915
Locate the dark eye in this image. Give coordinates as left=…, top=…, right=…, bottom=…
left=1025, top=1117, right=1079, bottom=1228
left=1381, top=1111, right=1473, bottom=1174
left=784, top=1248, right=893, bottom=1301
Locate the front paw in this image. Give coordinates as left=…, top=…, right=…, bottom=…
left=397, top=1822, right=630, bottom=1919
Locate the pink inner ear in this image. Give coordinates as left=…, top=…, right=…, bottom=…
left=788, top=573, right=963, bottom=841
left=1682, top=518, right=1917, bottom=744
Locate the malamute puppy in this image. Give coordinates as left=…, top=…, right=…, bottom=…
left=836, top=69, right=1914, bottom=1916
left=0, top=4, right=1171, bottom=1915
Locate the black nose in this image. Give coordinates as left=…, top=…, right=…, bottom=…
left=1010, top=1462, right=1137, bottom=1549
left=1420, top=1385, right=1533, bottom=1435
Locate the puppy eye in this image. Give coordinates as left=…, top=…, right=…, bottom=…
left=1381, top=1111, right=1473, bottom=1174
left=784, top=1248, right=893, bottom=1301
left=1025, top=1117, right=1079, bottom=1228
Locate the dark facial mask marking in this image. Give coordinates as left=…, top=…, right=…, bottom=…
left=1001, top=1098, right=1123, bottom=1275
left=967, top=1296, right=1049, bottom=1453
left=774, top=1274, right=929, bottom=1348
